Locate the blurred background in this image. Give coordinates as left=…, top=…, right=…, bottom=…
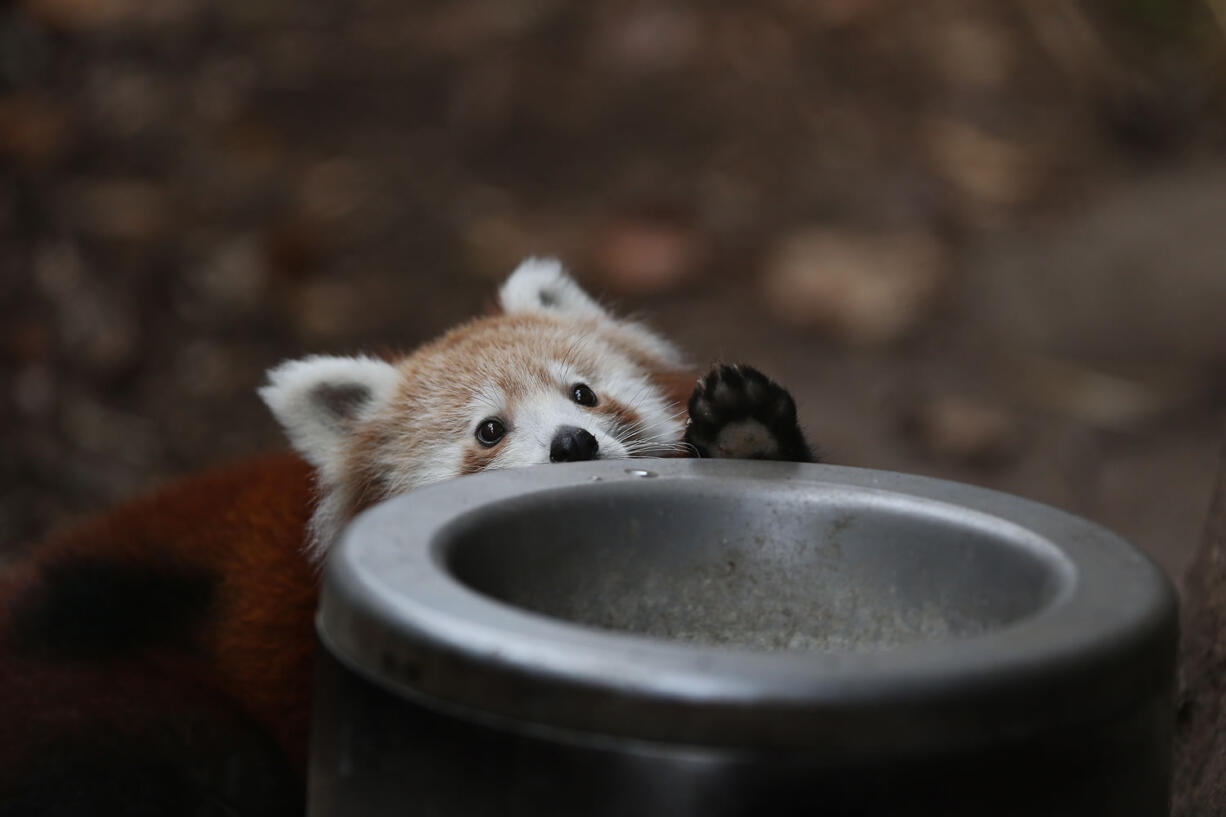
left=1, top=0, right=1224, bottom=581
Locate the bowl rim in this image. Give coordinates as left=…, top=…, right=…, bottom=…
left=317, top=459, right=1176, bottom=755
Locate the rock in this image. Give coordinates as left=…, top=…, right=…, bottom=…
left=22, top=0, right=198, bottom=30
left=924, top=117, right=1041, bottom=209
left=927, top=18, right=1014, bottom=91
left=0, top=95, right=72, bottom=168
left=448, top=58, right=518, bottom=136
left=778, top=0, right=880, bottom=29
left=462, top=213, right=536, bottom=280
left=33, top=242, right=140, bottom=376
left=902, top=392, right=1024, bottom=463
left=31, top=241, right=83, bottom=302
left=460, top=210, right=581, bottom=282
left=190, top=236, right=269, bottom=313
left=12, top=364, right=56, bottom=418
left=173, top=341, right=244, bottom=398
left=264, top=218, right=329, bottom=282
left=62, top=179, right=169, bottom=243
left=963, top=165, right=1226, bottom=364
left=695, top=170, right=760, bottom=237
left=85, top=65, right=166, bottom=138
left=899, top=394, right=1024, bottom=467
left=4, top=318, right=52, bottom=365
left=61, top=397, right=159, bottom=466
left=411, top=0, right=560, bottom=58
left=298, top=159, right=369, bottom=224
left=1008, top=355, right=1197, bottom=432
left=192, top=57, right=257, bottom=125
left=290, top=278, right=370, bottom=340
left=591, top=5, right=701, bottom=74
left=591, top=218, right=700, bottom=296
left=761, top=228, right=948, bottom=346
left=1174, top=434, right=1226, bottom=815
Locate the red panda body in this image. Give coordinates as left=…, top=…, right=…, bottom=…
left=0, top=260, right=814, bottom=815
left=0, top=454, right=316, bottom=814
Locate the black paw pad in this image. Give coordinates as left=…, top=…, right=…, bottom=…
left=685, top=365, right=815, bottom=462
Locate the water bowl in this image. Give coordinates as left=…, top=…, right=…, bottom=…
left=310, top=459, right=1176, bottom=816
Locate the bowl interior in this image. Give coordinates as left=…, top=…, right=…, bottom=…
left=443, top=483, right=1067, bottom=652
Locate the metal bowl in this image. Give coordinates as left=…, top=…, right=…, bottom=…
left=309, top=460, right=1176, bottom=816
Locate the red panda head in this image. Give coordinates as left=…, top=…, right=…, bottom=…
left=260, top=258, right=690, bottom=560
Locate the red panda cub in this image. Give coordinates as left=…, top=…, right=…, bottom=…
left=0, top=259, right=814, bottom=816
left=262, top=257, right=812, bottom=560
left=265, top=258, right=694, bottom=562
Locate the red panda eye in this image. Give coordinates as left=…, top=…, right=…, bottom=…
left=475, top=418, right=506, bottom=447
left=572, top=383, right=597, bottom=407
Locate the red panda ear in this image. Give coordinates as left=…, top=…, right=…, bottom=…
left=498, top=257, right=608, bottom=320
left=497, top=256, right=688, bottom=371
left=258, top=355, right=398, bottom=481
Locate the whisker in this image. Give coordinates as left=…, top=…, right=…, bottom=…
left=618, top=412, right=688, bottom=443
left=621, top=437, right=696, bottom=458
left=617, top=407, right=686, bottom=439
left=616, top=405, right=688, bottom=435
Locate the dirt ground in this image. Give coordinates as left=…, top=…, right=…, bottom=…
left=2, top=0, right=1224, bottom=583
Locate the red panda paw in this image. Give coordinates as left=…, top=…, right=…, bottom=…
left=684, top=364, right=817, bottom=463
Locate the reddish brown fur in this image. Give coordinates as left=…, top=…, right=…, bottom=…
left=0, top=454, right=318, bottom=775
left=655, top=367, right=701, bottom=448
left=593, top=396, right=642, bottom=434
left=0, top=354, right=701, bottom=802
left=460, top=446, right=500, bottom=476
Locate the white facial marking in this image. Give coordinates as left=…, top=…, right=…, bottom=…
left=456, top=353, right=682, bottom=474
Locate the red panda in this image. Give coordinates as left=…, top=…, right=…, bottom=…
left=0, top=259, right=813, bottom=815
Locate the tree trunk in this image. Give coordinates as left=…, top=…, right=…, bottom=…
left=1174, top=428, right=1226, bottom=815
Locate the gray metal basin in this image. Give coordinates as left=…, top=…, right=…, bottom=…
left=310, top=460, right=1177, bottom=816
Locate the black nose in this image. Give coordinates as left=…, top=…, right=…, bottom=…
left=550, top=426, right=599, bottom=463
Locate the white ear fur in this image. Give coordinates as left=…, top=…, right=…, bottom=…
left=498, top=257, right=608, bottom=320
left=259, top=355, right=398, bottom=482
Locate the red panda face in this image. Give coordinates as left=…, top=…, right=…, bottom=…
left=433, top=322, right=687, bottom=479
left=261, top=259, right=690, bottom=560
